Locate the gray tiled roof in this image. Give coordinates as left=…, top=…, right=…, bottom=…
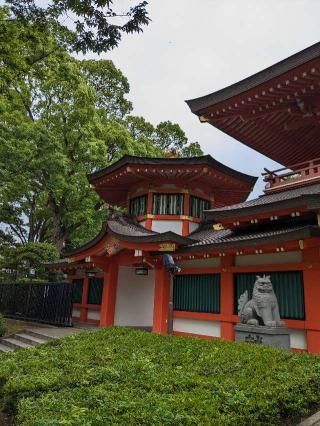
left=206, top=182, right=320, bottom=219
left=107, top=214, right=157, bottom=237
left=107, top=214, right=194, bottom=244
left=65, top=213, right=194, bottom=256
left=184, top=223, right=320, bottom=250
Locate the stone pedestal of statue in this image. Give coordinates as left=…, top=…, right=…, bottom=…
left=234, top=324, right=290, bottom=350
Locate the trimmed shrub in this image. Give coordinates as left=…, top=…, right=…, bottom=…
left=16, top=278, right=49, bottom=284
left=0, top=327, right=319, bottom=425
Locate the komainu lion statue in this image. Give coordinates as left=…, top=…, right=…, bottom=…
left=238, top=275, right=285, bottom=327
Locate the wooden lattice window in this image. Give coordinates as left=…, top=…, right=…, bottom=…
left=130, top=195, right=147, bottom=217
left=152, top=193, right=184, bottom=215
left=189, top=195, right=210, bottom=219
left=87, top=278, right=104, bottom=305
left=173, top=274, right=220, bottom=313
left=72, top=279, right=83, bottom=304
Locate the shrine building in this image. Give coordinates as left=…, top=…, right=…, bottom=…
left=47, top=42, right=320, bottom=354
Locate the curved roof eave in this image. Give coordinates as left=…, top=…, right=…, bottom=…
left=107, top=227, right=194, bottom=245
left=87, top=154, right=257, bottom=186
left=64, top=221, right=109, bottom=257
left=186, top=41, right=320, bottom=114
left=64, top=215, right=194, bottom=258
left=205, top=184, right=320, bottom=221
left=182, top=225, right=320, bottom=252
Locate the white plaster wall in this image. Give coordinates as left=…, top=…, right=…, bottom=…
left=289, top=329, right=307, bottom=350
left=173, top=318, right=221, bottom=337
left=176, top=257, right=221, bottom=268
left=87, top=309, right=101, bottom=321
left=139, top=221, right=146, bottom=228
left=235, top=251, right=302, bottom=266
left=72, top=308, right=80, bottom=318
left=152, top=220, right=182, bottom=235
left=114, top=267, right=155, bottom=327
left=189, top=222, right=200, bottom=233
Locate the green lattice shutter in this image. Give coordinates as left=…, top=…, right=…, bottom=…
left=234, top=271, right=305, bottom=319
left=130, top=195, right=147, bottom=216
left=173, top=274, right=220, bottom=313
left=87, top=278, right=104, bottom=305
left=72, top=279, right=83, bottom=304
left=152, top=194, right=184, bottom=215
left=189, top=196, right=210, bottom=218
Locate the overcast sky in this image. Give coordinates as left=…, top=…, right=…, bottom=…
left=91, top=0, right=319, bottom=198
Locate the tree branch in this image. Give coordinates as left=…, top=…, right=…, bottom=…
left=8, top=224, right=27, bottom=244
left=14, top=87, right=34, bottom=121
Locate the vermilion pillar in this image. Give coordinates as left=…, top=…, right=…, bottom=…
left=303, top=267, right=320, bottom=354
left=145, top=191, right=153, bottom=230
left=80, top=275, right=89, bottom=322
left=182, top=221, right=189, bottom=236
left=152, top=265, right=171, bottom=334
left=100, top=262, right=119, bottom=327
left=220, top=271, right=235, bottom=340
left=220, top=255, right=235, bottom=341
left=182, top=192, right=190, bottom=236
left=302, top=248, right=320, bottom=354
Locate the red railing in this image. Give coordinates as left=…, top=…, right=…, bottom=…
left=263, top=157, right=320, bottom=193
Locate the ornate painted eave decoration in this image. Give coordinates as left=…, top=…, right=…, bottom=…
left=44, top=260, right=95, bottom=272
left=186, top=42, right=320, bottom=166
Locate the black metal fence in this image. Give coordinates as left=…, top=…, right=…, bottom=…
left=0, top=282, right=73, bottom=326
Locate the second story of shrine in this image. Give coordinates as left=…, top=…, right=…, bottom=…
left=185, top=42, right=320, bottom=236
left=88, top=155, right=257, bottom=236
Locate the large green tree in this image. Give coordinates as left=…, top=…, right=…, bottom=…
left=126, top=116, right=203, bottom=158
left=5, top=0, right=150, bottom=54
left=0, top=11, right=203, bottom=255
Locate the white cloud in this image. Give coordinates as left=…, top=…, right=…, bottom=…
left=92, top=0, right=320, bottom=197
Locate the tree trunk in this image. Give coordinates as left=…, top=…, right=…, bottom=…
left=27, top=195, right=36, bottom=242
left=51, top=223, right=68, bottom=253
left=48, top=194, right=68, bottom=254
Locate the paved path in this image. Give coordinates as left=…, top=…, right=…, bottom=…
left=298, top=411, right=320, bottom=426
left=0, top=320, right=98, bottom=352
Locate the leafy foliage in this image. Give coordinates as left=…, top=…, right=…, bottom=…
left=126, top=116, right=203, bottom=157
left=0, top=327, right=320, bottom=425
left=0, top=11, right=202, bottom=255
left=81, top=59, right=133, bottom=119
left=5, top=0, right=150, bottom=54
left=0, top=242, right=59, bottom=281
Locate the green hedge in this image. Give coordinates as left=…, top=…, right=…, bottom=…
left=0, top=328, right=320, bottom=425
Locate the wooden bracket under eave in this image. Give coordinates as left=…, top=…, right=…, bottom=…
left=199, top=115, right=210, bottom=123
